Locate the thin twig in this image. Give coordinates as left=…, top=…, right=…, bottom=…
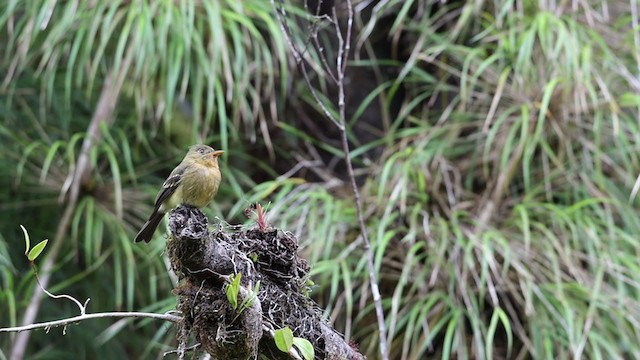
left=629, top=0, right=640, bottom=168
left=270, top=0, right=343, bottom=129
left=332, top=3, right=388, bottom=358
left=0, top=312, right=181, bottom=333
left=276, top=159, right=323, bottom=180
left=270, top=1, right=389, bottom=358
left=163, top=343, right=200, bottom=357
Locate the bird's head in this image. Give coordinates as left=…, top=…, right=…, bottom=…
left=186, top=144, right=224, bottom=168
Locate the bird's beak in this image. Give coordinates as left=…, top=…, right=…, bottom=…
left=211, top=150, right=224, bottom=158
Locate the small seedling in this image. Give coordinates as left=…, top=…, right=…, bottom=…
left=244, top=203, right=270, bottom=231
left=22, top=225, right=49, bottom=262
left=274, top=326, right=314, bottom=360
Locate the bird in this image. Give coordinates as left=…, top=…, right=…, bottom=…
left=134, top=144, right=224, bottom=243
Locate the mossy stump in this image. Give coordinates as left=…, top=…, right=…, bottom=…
left=166, top=205, right=364, bottom=360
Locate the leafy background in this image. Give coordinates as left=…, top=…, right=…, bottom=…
left=2, top=0, right=640, bottom=359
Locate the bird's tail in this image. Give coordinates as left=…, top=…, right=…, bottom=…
left=135, top=211, right=164, bottom=243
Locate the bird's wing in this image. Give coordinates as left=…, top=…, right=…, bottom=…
left=153, top=164, right=187, bottom=211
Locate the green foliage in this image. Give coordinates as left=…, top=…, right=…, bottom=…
left=292, top=337, right=315, bottom=360
left=226, top=273, right=261, bottom=321
left=274, top=326, right=294, bottom=352
left=293, top=337, right=315, bottom=360
left=0, top=0, right=293, bottom=149
left=238, top=280, right=260, bottom=316
left=20, top=225, right=49, bottom=262
left=27, top=239, right=48, bottom=262
left=226, top=273, right=242, bottom=310
left=274, top=326, right=314, bottom=360
left=22, top=225, right=49, bottom=262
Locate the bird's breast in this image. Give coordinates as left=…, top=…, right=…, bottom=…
left=180, top=165, right=221, bottom=208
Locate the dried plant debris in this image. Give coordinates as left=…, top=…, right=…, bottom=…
left=166, top=205, right=364, bottom=360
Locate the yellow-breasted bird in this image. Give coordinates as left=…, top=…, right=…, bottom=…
left=135, top=144, right=224, bottom=243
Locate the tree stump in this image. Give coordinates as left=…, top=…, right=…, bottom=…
left=166, top=205, right=365, bottom=360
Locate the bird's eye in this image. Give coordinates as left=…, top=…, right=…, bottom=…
left=197, top=148, right=205, bottom=154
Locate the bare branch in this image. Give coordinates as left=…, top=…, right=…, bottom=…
left=0, top=312, right=181, bottom=334
left=332, top=2, right=388, bottom=358
left=270, top=0, right=343, bottom=130
left=271, top=1, right=389, bottom=358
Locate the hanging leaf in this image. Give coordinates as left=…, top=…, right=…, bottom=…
left=293, top=337, right=314, bottom=360
left=274, top=327, right=293, bottom=353
left=28, top=239, right=49, bottom=261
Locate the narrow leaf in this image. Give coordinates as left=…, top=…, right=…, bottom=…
left=226, top=273, right=241, bottom=310
left=21, top=225, right=30, bottom=255
left=28, top=239, right=49, bottom=261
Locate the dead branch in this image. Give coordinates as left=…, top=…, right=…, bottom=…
left=269, top=1, right=389, bottom=358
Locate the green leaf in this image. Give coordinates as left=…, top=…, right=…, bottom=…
left=28, top=239, right=49, bottom=261
left=274, top=327, right=293, bottom=353
left=486, top=307, right=513, bottom=359
left=226, top=273, right=241, bottom=310
left=442, top=309, right=461, bottom=360
left=238, top=280, right=260, bottom=314
left=292, top=337, right=314, bottom=360
left=620, top=92, right=640, bottom=107
left=21, top=225, right=30, bottom=255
